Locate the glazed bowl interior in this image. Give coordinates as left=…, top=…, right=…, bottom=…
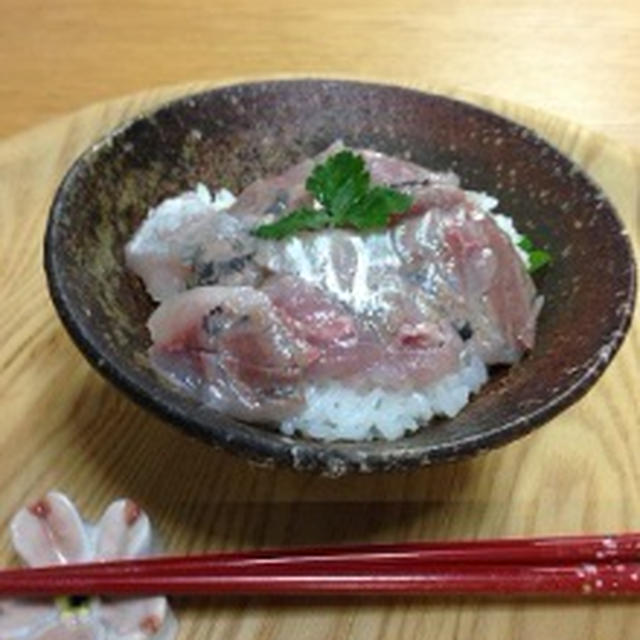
left=45, top=79, right=635, bottom=475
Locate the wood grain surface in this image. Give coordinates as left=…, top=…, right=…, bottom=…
left=1, top=0, right=640, bottom=150
left=0, top=79, right=638, bottom=639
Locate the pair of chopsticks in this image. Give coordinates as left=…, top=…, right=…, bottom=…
left=2, top=533, right=640, bottom=598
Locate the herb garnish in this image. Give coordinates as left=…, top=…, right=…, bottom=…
left=518, top=235, right=551, bottom=273
left=252, top=151, right=413, bottom=239
left=252, top=151, right=551, bottom=273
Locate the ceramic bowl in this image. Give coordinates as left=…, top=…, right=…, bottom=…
left=44, top=79, right=636, bottom=475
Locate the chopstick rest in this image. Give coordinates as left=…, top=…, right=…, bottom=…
left=0, top=491, right=178, bottom=640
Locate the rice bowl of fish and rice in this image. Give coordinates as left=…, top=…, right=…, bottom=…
left=125, top=142, right=544, bottom=442
left=44, top=79, right=635, bottom=473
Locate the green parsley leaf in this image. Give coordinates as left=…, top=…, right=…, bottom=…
left=307, top=151, right=370, bottom=219
left=347, top=186, right=413, bottom=230
left=527, top=249, right=552, bottom=272
left=517, top=235, right=534, bottom=252
left=517, top=234, right=551, bottom=273
left=252, top=150, right=413, bottom=239
left=252, top=208, right=332, bottom=240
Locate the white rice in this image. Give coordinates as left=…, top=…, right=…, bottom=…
left=281, top=352, right=488, bottom=441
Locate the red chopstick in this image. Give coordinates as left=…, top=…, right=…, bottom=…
left=6, top=532, right=640, bottom=575
left=3, top=564, right=640, bottom=597
left=2, top=533, right=640, bottom=597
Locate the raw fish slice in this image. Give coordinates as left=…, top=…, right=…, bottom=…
left=125, top=187, right=258, bottom=301
left=148, top=286, right=312, bottom=422
left=255, top=228, right=429, bottom=326
left=262, top=275, right=386, bottom=381
left=393, top=192, right=541, bottom=364
left=254, top=229, right=380, bottom=314
left=442, top=213, right=541, bottom=362
left=357, top=149, right=460, bottom=188
left=265, top=276, right=465, bottom=391
left=227, top=142, right=458, bottom=221
left=262, top=275, right=359, bottom=348
left=228, top=142, right=343, bottom=219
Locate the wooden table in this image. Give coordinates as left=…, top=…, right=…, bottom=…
left=2, top=0, right=640, bottom=147
left=0, top=2, right=639, bottom=639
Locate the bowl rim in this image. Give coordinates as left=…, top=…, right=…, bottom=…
left=44, top=77, right=637, bottom=475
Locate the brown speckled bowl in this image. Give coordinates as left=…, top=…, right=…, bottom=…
left=44, top=79, right=636, bottom=475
